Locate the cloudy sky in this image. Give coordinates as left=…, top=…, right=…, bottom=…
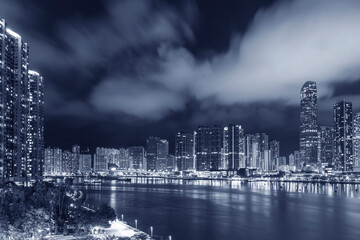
left=1, top=0, right=360, bottom=156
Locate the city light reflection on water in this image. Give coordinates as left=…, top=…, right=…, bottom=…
left=75, top=177, right=360, bottom=199
left=73, top=178, right=360, bottom=240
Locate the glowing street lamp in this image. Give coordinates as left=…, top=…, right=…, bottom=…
left=150, top=226, right=153, bottom=236
left=135, top=219, right=138, bottom=229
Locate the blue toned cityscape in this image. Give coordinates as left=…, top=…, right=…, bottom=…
left=2, top=0, right=360, bottom=240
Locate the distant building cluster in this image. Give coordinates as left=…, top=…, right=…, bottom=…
left=44, top=81, right=360, bottom=176
left=44, top=129, right=281, bottom=175
left=44, top=143, right=176, bottom=175
left=0, top=19, right=44, bottom=184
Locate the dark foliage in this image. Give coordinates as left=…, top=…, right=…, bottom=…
left=0, top=180, right=116, bottom=239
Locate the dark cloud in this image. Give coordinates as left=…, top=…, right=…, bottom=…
left=2, top=0, right=360, bottom=157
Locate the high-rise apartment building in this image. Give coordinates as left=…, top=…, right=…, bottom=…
left=333, top=100, right=353, bottom=171
left=294, top=150, right=300, bottom=170
left=175, top=131, right=195, bottom=171
left=44, top=148, right=54, bottom=175
left=79, top=154, right=92, bottom=174
left=224, top=125, right=245, bottom=170
left=167, top=154, right=176, bottom=171
left=195, top=125, right=223, bottom=171
left=0, top=19, right=44, bottom=183
left=128, top=146, right=145, bottom=170
left=156, top=139, right=169, bottom=171
left=318, top=126, right=333, bottom=167
left=146, top=137, right=160, bottom=171
left=353, top=113, right=360, bottom=169
left=270, top=140, right=280, bottom=170
left=118, top=148, right=129, bottom=169
left=245, top=133, right=269, bottom=170
left=27, top=71, right=44, bottom=178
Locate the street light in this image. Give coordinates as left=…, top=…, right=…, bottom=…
left=150, top=226, right=153, bottom=236
left=121, top=214, right=124, bottom=222
left=135, top=219, right=138, bottom=229
left=169, top=236, right=172, bottom=240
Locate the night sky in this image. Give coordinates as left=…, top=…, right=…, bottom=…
left=1, top=0, right=360, bottom=156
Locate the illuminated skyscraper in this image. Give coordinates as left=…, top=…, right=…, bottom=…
left=44, top=148, right=54, bottom=175
left=333, top=100, right=353, bottom=171
left=118, top=148, right=129, bottom=169
left=300, top=81, right=318, bottom=167
left=53, top=148, right=62, bottom=174
left=0, top=19, right=30, bottom=183
left=245, top=133, right=269, bottom=170
left=260, top=133, right=269, bottom=171
left=72, top=144, right=80, bottom=174
left=27, top=71, right=44, bottom=178
left=146, top=136, right=160, bottom=171
left=294, top=150, right=301, bottom=170
left=270, top=140, right=280, bottom=170
left=128, top=146, right=145, bottom=170
left=175, top=131, right=195, bottom=171
left=157, top=139, right=169, bottom=171
left=166, top=154, right=176, bottom=171
left=195, top=125, right=223, bottom=171
left=353, top=113, right=360, bottom=169
left=79, top=154, right=92, bottom=174
left=318, top=126, right=333, bottom=167
left=62, top=150, right=72, bottom=174
left=224, top=125, right=245, bottom=170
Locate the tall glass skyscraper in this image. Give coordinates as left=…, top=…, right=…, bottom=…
left=156, top=139, right=169, bottom=171
left=175, top=131, right=195, bottom=171
left=224, top=125, right=245, bottom=170
left=146, top=136, right=160, bottom=171
left=300, top=81, right=318, bottom=167
left=353, top=113, right=360, bottom=169
left=270, top=140, right=280, bottom=170
left=333, top=100, right=353, bottom=171
left=128, top=146, right=145, bottom=170
left=245, top=133, right=269, bottom=170
left=318, top=126, right=333, bottom=167
left=195, top=125, right=223, bottom=171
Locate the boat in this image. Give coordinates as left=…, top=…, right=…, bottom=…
left=84, top=178, right=102, bottom=184
left=117, top=178, right=131, bottom=182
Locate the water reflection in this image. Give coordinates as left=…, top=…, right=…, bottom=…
left=72, top=179, right=360, bottom=240
left=74, top=178, right=360, bottom=198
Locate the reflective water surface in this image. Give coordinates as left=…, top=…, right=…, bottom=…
left=73, top=179, right=360, bottom=240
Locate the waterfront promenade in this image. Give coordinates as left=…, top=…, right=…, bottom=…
left=45, top=219, right=151, bottom=240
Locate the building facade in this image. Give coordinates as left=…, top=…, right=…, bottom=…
left=128, top=146, right=145, bottom=170
left=146, top=137, right=160, bottom=171
left=300, top=81, right=318, bottom=167
left=270, top=140, right=280, bottom=170
left=333, top=100, right=353, bottom=171
left=0, top=19, right=44, bottom=183
left=224, top=125, right=245, bottom=170
left=27, top=71, right=44, bottom=178
left=318, top=126, right=333, bottom=167
left=175, top=131, right=195, bottom=171
left=156, top=139, right=169, bottom=171
left=79, top=154, right=92, bottom=174
left=353, top=113, right=360, bottom=169
left=195, top=125, right=223, bottom=171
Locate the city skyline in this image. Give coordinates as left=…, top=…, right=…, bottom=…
left=2, top=0, right=360, bottom=157
left=4, top=15, right=360, bottom=176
